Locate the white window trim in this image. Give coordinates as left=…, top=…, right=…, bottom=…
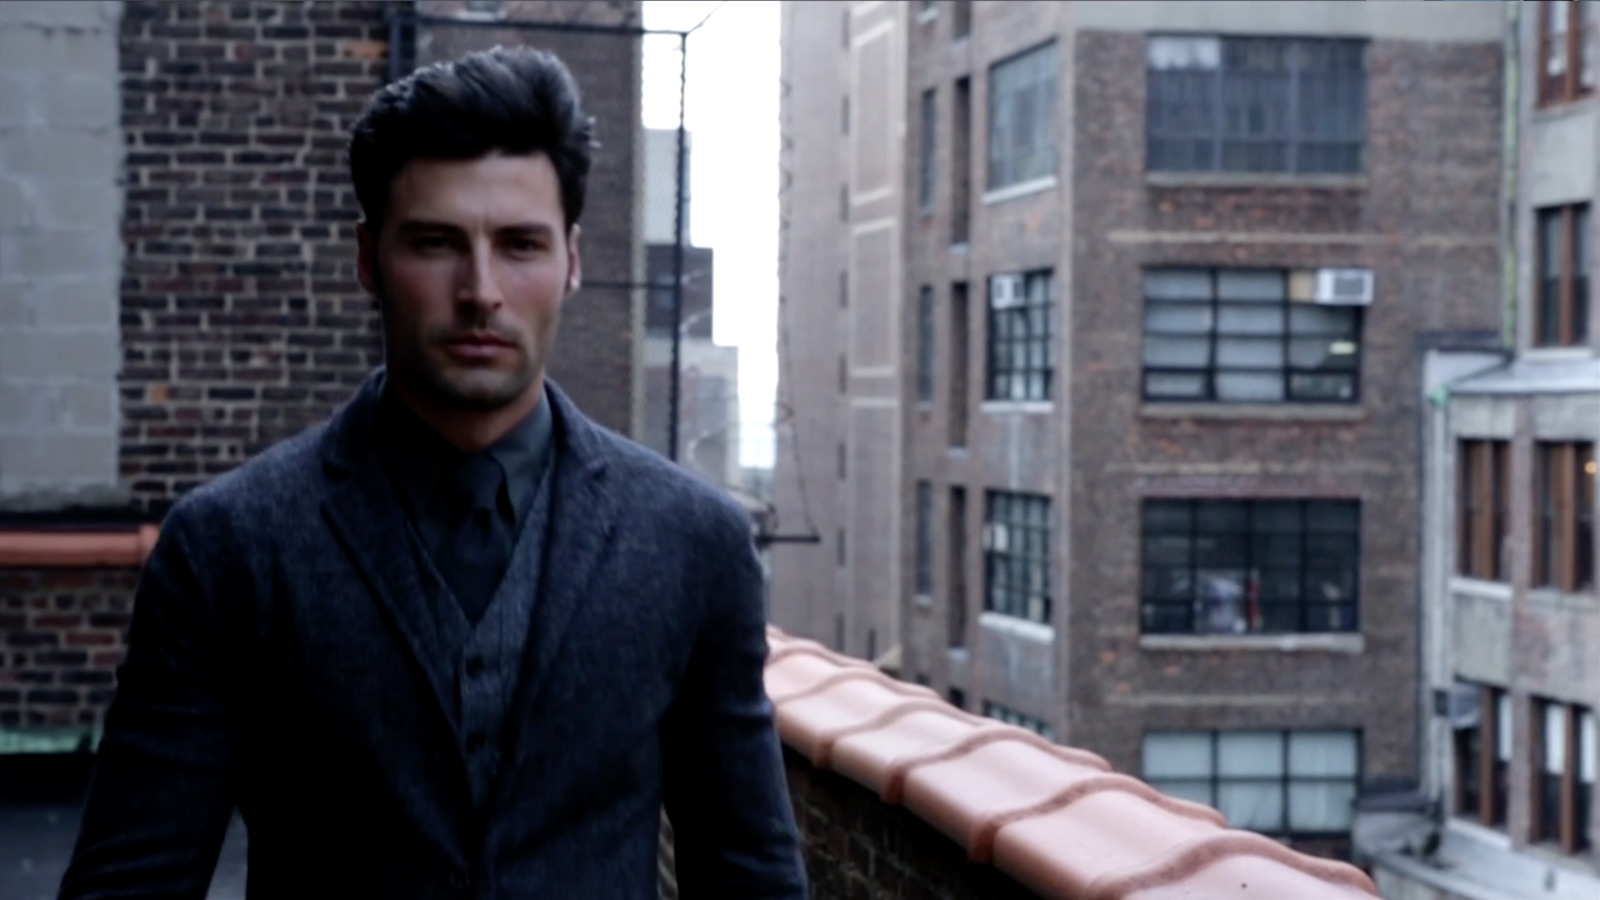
left=983, top=175, right=1057, bottom=206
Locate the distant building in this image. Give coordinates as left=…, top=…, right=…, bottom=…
left=774, top=0, right=1510, bottom=861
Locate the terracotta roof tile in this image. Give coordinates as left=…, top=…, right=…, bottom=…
left=764, top=630, right=1378, bottom=900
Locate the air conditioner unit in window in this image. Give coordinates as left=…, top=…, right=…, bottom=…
left=989, top=273, right=1025, bottom=309
left=1313, top=268, right=1374, bottom=306
left=980, top=523, right=1010, bottom=553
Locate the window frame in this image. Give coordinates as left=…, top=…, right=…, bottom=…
left=917, top=285, right=936, bottom=403
left=1538, top=1, right=1598, bottom=108
left=986, top=41, right=1057, bottom=191
left=1534, top=441, right=1597, bottom=592
left=919, top=87, right=938, bottom=211
left=915, top=480, right=934, bottom=596
left=1535, top=203, right=1591, bottom=348
left=1145, top=35, right=1367, bottom=176
left=1143, top=728, right=1363, bottom=841
left=1141, top=267, right=1364, bottom=405
left=986, top=269, right=1055, bottom=402
left=1532, top=698, right=1595, bottom=854
left=1457, top=439, right=1511, bottom=582
left=983, top=490, right=1052, bottom=625
left=1452, top=682, right=1510, bottom=828
left=1140, top=498, right=1361, bottom=636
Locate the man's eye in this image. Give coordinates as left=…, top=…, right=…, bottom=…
left=505, top=237, right=545, bottom=256
left=411, top=236, right=451, bottom=253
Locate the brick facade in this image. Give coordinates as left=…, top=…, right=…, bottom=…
left=0, top=567, right=137, bottom=733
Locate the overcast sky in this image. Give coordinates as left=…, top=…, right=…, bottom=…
left=641, top=1, right=781, bottom=469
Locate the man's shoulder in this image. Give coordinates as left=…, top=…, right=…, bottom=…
left=175, top=421, right=330, bottom=523
left=581, top=423, right=751, bottom=535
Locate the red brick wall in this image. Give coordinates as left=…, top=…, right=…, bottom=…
left=0, top=568, right=136, bottom=732
left=783, top=746, right=1041, bottom=899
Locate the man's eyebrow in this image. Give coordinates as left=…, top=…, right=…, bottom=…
left=393, top=219, right=463, bottom=234
left=392, top=219, right=556, bottom=236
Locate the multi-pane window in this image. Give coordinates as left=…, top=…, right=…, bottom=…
left=948, top=487, right=968, bottom=648
left=1147, top=36, right=1365, bottom=175
left=1457, top=440, right=1511, bottom=582
left=1534, top=442, right=1596, bottom=592
left=1143, top=730, right=1361, bottom=838
left=984, top=491, right=1051, bottom=624
left=987, top=270, right=1054, bottom=401
left=987, top=42, right=1056, bottom=190
left=952, top=77, right=972, bottom=243
left=984, top=701, right=1054, bottom=741
left=1143, top=268, right=1362, bottom=404
left=1535, top=204, right=1590, bottom=347
left=1533, top=699, right=1595, bottom=853
left=949, top=282, right=970, bottom=447
left=1539, top=1, right=1598, bottom=107
left=1451, top=682, right=1510, bottom=828
left=919, top=88, right=937, bottom=210
left=1141, top=499, right=1360, bottom=635
left=917, top=285, right=935, bottom=403
left=915, top=481, right=933, bottom=596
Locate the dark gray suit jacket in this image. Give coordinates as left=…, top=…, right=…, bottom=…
left=60, top=371, right=806, bottom=899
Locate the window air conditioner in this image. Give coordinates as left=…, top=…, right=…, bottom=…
left=1313, top=268, right=1374, bottom=306
left=990, top=273, right=1025, bottom=309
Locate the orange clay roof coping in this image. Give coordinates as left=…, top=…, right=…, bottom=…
left=0, top=531, right=1378, bottom=899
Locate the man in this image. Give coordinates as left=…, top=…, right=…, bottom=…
left=61, top=46, right=806, bottom=898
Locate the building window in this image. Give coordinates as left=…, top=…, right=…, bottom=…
left=1539, top=1, right=1598, bottom=107
left=952, top=0, right=972, bottom=40
left=1534, top=442, right=1596, bottom=592
left=917, top=285, right=935, bottom=403
left=1142, top=268, right=1362, bottom=404
left=1451, top=682, right=1510, bottom=828
left=984, top=701, right=1053, bottom=740
left=987, top=41, right=1056, bottom=190
left=1536, top=204, right=1590, bottom=347
left=458, top=0, right=505, bottom=20
left=919, top=88, right=937, bottom=210
left=1143, top=730, right=1361, bottom=839
left=915, top=481, right=933, bottom=596
left=1457, top=440, right=1511, bottom=582
left=841, top=94, right=850, bottom=135
left=987, top=270, right=1054, bottom=401
left=837, top=441, right=846, bottom=480
left=1147, top=36, right=1365, bottom=175
left=1533, top=698, right=1595, bottom=853
left=837, top=354, right=847, bottom=394
left=952, top=76, right=972, bottom=244
left=949, top=282, right=970, bottom=447
left=1141, top=499, right=1360, bottom=635
left=984, top=491, right=1051, bottom=624
left=837, top=527, right=846, bottom=567
left=948, top=486, right=968, bottom=648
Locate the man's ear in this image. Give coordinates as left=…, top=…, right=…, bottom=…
left=356, top=221, right=378, bottom=296
left=565, top=224, right=583, bottom=296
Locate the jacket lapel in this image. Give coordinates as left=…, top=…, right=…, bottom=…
left=317, top=370, right=459, bottom=736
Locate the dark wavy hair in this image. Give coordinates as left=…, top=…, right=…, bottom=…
left=348, top=45, right=596, bottom=234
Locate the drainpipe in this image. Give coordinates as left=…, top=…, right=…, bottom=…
left=1501, top=0, right=1520, bottom=350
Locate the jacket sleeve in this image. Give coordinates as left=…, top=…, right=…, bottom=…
left=659, top=503, right=808, bottom=898
left=59, top=497, right=240, bottom=899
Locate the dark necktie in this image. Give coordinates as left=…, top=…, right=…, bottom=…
left=436, top=452, right=513, bottom=623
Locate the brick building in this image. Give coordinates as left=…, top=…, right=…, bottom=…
left=773, top=0, right=1509, bottom=860
left=0, top=0, right=642, bottom=739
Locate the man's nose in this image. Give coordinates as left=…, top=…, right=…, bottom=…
left=456, top=242, right=504, bottom=307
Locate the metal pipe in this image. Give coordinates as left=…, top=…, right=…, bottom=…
left=668, top=32, right=688, bottom=462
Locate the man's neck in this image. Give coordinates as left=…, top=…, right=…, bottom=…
left=387, top=373, right=545, bottom=453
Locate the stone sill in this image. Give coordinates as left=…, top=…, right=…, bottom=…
left=980, top=400, right=1054, bottom=415
left=1145, top=172, right=1368, bottom=190
left=1141, top=402, right=1366, bottom=422
left=983, top=176, right=1057, bottom=206
left=1140, top=633, right=1365, bottom=654
left=1448, top=577, right=1513, bottom=602
left=0, top=526, right=158, bottom=567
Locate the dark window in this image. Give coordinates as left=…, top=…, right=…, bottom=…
left=984, top=491, right=1051, bottom=624
left=987, top=270, right=1054, bottom=401
left=837, top=355, right=847, bottom=394
left=987, top=42, right=1056, bottom=190
left=1141, top=499, right=1360, bottom=635
left=917, top=285, right=935, bottom=402
left=915, top=481, right=933, bottom=595
left=952, top=0, right=972, bottom=40
left=919, top=88, right=937, bottom=210
left=1534, top=442, right=1596, bottom=592
left=949, top=282, right=970, bottom=446
left=1536, top=204, right=1590, bottom=347
left=1146, top=36, right=1365, bottom=175
left=1142, top=268, right=1362, bottom=404
left=1539, top=1, right=1597, bottom=107
left=952, top=77, right=972, bottom=243
left=837, top=441, right=846, bottom=480
left=1144, top=730, right=1361, bottom=839
left=1457, top=440, right=1511, bottom=581
left=836, top=527, right=846, bottom=567
left=1452, top=682, right=1510, bottom=828
left=948, top=486, right=968, bottom=648
left=983, top=701, right=1053, bottom=740
left=839, top=269, right=848, bottom=308
left=948, top=686, right=967, bottom=710
left=841, top=94, right=850, bottom=135
left=1533, top=699, right=1595, bottom=853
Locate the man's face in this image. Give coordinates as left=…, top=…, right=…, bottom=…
left=358, top=152, right=581, bottom=413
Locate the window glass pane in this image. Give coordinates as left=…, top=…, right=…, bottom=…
left=1580, top=710, right=1596, bottom=784
left=1146, top=373, right=1208, bottom=398
left=1218, top=304, right=1284, bottom=334
left=1216, top=372, right=1284, bottom=402
left=1148, top=36, right=1222, bottom=71
left=1144, top=731, right=1214, bottom=778
left=1306, top=501, right=1358, bottom=532
left=1145, top=269, right=1213, bottom=300
left=1217, top=270, right=1285, bottom=302
left=1156, top=779, right=1215, bottom=808
left=1144, top=336, right=1211, bottom=367
left=1216, top=337, right=1282, bottom=367
left=1290, top=373, right=1356, bottom=401
left=1289, top=732, right=1359, bottom=776
left=1545, top=704, right=1567, bottom=774
left=1288, top=305, right=1357, bottom=336
left=1219, top=782, right=1285, bottom=831
left=1144, top=501, right=1192, bottom=532
left=1146, top=304, right=1212, bottom=333
left=1288, top=782, right=1356, bottom=832
left=1497, top=693, right=1513, bottom=761
left=1219, top=731, right=1284, bottom=777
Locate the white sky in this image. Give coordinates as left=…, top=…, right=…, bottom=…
left=641, top=1, right=781, bottom=469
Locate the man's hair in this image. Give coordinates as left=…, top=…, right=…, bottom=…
left=348, top=45, right=595, bottom=234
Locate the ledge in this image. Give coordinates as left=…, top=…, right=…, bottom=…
left=765, top=628, right=1379, bottom=900
left=0, top=526, right=158, bottom=568
left=1140, top=633, right=1365, bottom=654
left=980, top=400, right=1055, bottom=415
left=1145, top=172, right=1368, bottom=191
left=1140, top=403, right=1366, bottom=422
left=983, top=176, right=1057, bottom=206
left=1447, top=577, right=1513, bottom=603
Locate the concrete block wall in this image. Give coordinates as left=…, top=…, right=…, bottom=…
left=0, top=1, right=127, bottom=511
